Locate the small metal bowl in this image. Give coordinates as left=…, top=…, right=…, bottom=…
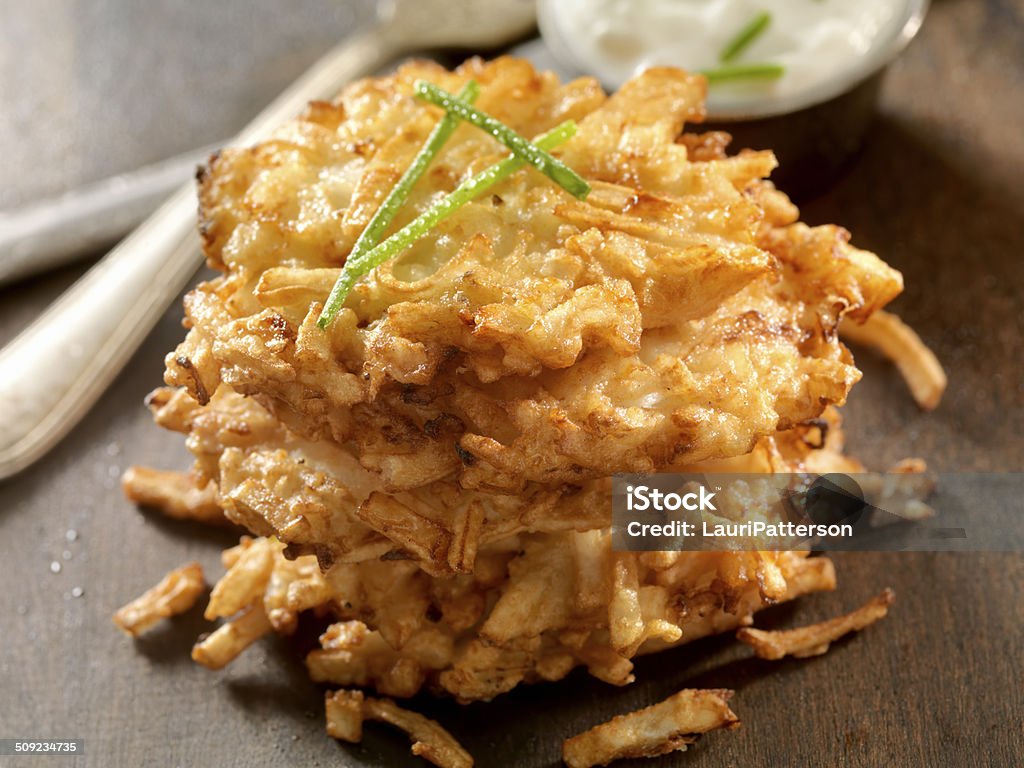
left=534, top=0, right=930, bottom=199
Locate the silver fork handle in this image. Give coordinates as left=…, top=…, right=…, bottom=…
left=0, top=28, right=394, bottom=480
left=0, top=143, right=222, bottom=286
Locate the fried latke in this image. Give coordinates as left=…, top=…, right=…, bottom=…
left=167, top=57, right=901, bottom=493
left=186, top=531, right=836, bottom=703
left=118, top=56, right=928, bottom=766
left=146, top=379, right=857, bottom=574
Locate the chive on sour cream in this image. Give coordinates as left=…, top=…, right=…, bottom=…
left=539, top=0, right=923, bottom=119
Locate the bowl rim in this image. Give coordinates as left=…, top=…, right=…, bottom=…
left=537, top=0, right=931, bottom=121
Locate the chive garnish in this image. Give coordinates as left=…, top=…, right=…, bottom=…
left=414, top=81, right=591, bottom=200
left=719, top=11, right=772, bottom=63
left=316, top=121, right=577, bottom=320
left=700, top=63, right=786, bottom=83
left=317, top=81, right=480, bottom=328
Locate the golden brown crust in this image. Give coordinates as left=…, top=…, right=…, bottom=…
left=144, top=377, right=857, bottom=575
left=168, top=57, right=902, bottom=493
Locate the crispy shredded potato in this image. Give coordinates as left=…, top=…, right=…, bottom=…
left=325, top=689, right=365, bottom=743
left=113, top=562, right=205, bottom=636
left=121, top=465, right=228, bottom=526
left=136, top=55, right=908, bottom=578
left=841, top=310, right=946, bottom=411
left=166, top=55, right=901, bottom=508
left=143, top=381, right=862, bottom=577
left=859, top=466, right=936, bottom=524
left=191, top=528, right=837, bottom=702
left=135, top=404, right=856, bottom=703
left=191, top=602, right=272, bottom=669
left=326, top=689, right=473, bottom=768
left=562, top=689, right=739, bottom=768
left=204, top=536, right=275, bottom=620
left=119, top=56, right=924, bottom=764
left=737, top=588, right=895, bottom=660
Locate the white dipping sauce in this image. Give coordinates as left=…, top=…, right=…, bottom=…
left=540, top=0, right=910, bottom=116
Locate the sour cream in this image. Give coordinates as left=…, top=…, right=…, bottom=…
left=538, top=0, right=921, bottom=118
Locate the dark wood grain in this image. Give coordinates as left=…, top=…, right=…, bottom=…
left=1, top=1, right=1022, bottom=766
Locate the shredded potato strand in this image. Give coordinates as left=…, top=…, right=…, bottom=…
left=326, top=690, right=473, bottom=768
left=737, top=588, right=895, bottom=660
left=841, top=310, right=946, bottom=410
left=113, top=562, right=205, bottom=637
left=562, top=688, right=739, bottom=768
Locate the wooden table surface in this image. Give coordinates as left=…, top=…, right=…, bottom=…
left=1, top=1, right=1022, bottom=766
